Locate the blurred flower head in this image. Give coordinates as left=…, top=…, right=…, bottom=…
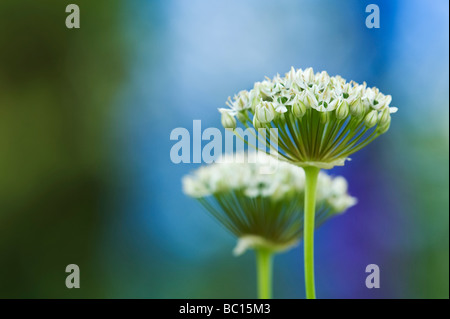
left=220, top=67, right=398, bottom=169
left=183, top=152, right=357, bottom=255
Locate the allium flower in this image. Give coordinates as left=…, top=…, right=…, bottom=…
left=219, top=67, right=396, bottom=299
left=220, top=67, right=397, bottom=169
left=183, top=152, right=356, bottom=299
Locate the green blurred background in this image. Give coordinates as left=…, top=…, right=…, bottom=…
left=0, top=0, right=448, bottom=298
left=0, top=0, right=127, bottom=298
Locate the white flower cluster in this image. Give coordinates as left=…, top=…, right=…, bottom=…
left=182, top=152, right=356, bottom=212
left=220, top=67, right=397, bottom=132
left=316, top=173, right=357, bottom=213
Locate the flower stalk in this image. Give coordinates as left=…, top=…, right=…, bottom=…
left=255, top=248, right=273, bottom=299
left=303, top=166, right=320, bottom=299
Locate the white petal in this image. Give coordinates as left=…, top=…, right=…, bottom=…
left=389, top=107, right=398, bottom=114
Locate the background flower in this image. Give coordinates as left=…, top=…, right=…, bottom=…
left=183, top=152, right=356, bottom=254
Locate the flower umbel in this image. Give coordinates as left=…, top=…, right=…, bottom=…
left=220, top=67, right=398, bottom=169
left=182, top=152, right=356, bottom=255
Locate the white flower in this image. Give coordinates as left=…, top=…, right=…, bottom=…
left=326, top=177, right=357, bottom=212
left=183, top=151, right=356, bottom=254
left=182, top=175, right=210, bottom=198
left=292, top=97, right=307, bottom=118
left=233, top=235, right=298, bottom=256
left=226, top=90, right=252, bottom=112
left=303, top=67, right=315, bottom=83
left=220, top=67, right=397, bottom=169
left=255, top=101, right=276, bottom=123
left=377, top=107, right=390, bottom=127
left=219, top=108, right=236, bottom=129
left=350, top=98, right=364, bottom=117
left=336, top=100, right=350, bottom=120
left=273, top=100, right=288, bottom=114
left=364, top=110, right=378, bottom=128
left=389, top=107, right=398, bottom=113
left=304, top=90, right=319, bottom=109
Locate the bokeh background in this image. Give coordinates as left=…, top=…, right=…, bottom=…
left=0, top=0, right=448, bottom=299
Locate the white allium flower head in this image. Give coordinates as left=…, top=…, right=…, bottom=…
left=220, top=67, right=398, bottom=169
left=183, top=152, right=356, bottom=255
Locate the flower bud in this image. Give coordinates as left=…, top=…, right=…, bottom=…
left=350, top=98, right=364, bottom=118
left=255, top=101, right=275, bottom=123
left=364, top=110, right=378, bottom=128
left=236, top=97, right=247, bottom=110
left=287, top=66, right=297, bottom=81
left=320, top=111, right=330, bottom=124
left=377, top=107, right=390, bottom=127
left=335, top=100, right=349, bottom=120
left=377, top=116, right=391, bottom=134
left=253, top=115, right=264, bottom=129
left=303, top=67, right=315, bottom=83
left=221, top=111, right=236, bottom=129
left=292, top=100, right=307, bottom=118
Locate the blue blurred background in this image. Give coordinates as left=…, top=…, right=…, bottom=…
left=0, top=0, right=448, bottom=298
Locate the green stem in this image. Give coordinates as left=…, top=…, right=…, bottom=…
left=303, top=166, right=320, bottom=299
left=255, top=248, right=273, bottom=299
